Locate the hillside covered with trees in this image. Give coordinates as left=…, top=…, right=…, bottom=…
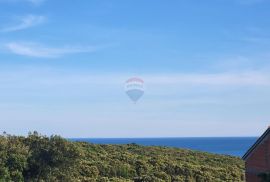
left=0, top=132, right=244, bottom=182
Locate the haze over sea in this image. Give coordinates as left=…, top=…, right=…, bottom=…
left=71, top=137, right=257, bottom=157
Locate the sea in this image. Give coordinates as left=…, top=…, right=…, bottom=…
left=70, top=137, right=257, bottom=157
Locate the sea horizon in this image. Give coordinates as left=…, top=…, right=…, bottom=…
left=70, top=137, right=258, bottom=157
left=70, top=136, right=258, bottom=139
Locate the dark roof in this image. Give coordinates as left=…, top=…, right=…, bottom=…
left=242, top=127, right=270, bottom=160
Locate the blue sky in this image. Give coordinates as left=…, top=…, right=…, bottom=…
left=0, top=0, right=270, bottom=137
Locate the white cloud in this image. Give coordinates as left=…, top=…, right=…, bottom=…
left=0, top=67, right=270, bottom=88
left=144, top=72, right=270, bottom=86
left=1, top=15, right=45, bottom=32
left=4, top=42, right=100, bottom=58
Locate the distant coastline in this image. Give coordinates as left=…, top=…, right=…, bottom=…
left=70, top=137, right=257, bottom=157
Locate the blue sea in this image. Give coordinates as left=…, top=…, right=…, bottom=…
left=71, top=137, right=257, bottom=157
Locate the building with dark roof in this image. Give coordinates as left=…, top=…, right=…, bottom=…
left=243, top=127, right=270, bottom=182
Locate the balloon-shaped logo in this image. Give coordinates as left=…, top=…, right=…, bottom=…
left=125, top=77, right=144, bottom=103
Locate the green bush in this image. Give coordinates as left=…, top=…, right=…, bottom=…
left=0, top=132, right=245, bottom=182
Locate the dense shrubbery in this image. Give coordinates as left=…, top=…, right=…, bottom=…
left=0, top=132, right=245, bottom=181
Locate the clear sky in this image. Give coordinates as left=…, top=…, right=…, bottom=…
left=0, top=0, right=270, bottom=137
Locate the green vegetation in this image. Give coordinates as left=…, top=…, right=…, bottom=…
left=0, top=132, right=245, bottom=182
left=258, top=172, right=270, bottom=182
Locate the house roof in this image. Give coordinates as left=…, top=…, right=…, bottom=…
left=242, top=127, right=270, bottom=160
